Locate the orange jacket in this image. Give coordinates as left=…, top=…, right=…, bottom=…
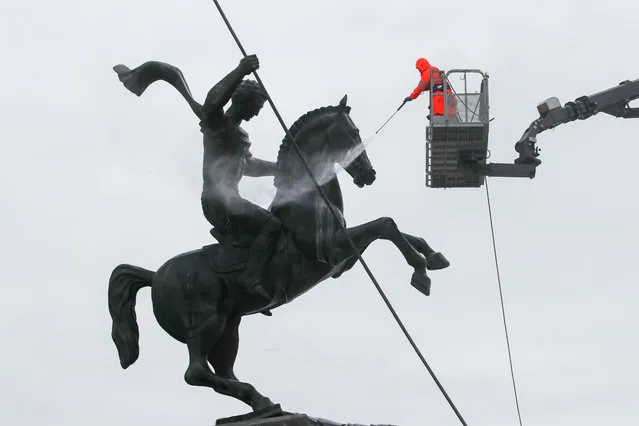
left=409, top=58, right=449, bottom=99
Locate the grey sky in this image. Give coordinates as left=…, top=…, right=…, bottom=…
left=1, top=0, right=638, bottom=425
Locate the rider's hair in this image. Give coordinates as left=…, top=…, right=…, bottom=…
left=232, top=80, right=267, bottom=107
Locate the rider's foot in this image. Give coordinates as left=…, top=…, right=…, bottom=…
left=237, top=273, right=271, bottom=300
left=426, top=252, right=449, bottom=270
left=252, top=281, right=270, bottom=300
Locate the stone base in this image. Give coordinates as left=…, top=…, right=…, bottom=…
left=215, top=404, right=396, bottom=426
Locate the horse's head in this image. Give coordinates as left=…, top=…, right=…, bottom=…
left=273, top=96, right=376, bottom=195
left=325, top=95, right=376, bottom=187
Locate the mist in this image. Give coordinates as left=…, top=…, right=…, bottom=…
left=243, top=132, right=378, bottom=208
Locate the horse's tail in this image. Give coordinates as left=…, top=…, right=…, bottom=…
left=108, top=264, right=155, bottom=369
left=112, top=61, right=203, bottom=118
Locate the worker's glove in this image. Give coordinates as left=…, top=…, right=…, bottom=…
left=403, top=96, right=412, bottom=103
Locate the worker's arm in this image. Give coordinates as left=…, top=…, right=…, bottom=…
left=409, top=77, right=431, bottom=99
left=405, top=70, right=431, bottom=102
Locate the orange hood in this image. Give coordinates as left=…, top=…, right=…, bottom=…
left=415, top=57, right=430, bottom=72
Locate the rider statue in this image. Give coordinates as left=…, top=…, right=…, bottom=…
left=198, top=55, right=281, bottom=301
left=113, top=54, right=280, bottom=303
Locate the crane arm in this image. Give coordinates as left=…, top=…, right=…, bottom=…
left=463, top=79, right=639, bottom=179
left=514, top=78, right=639, bottom=166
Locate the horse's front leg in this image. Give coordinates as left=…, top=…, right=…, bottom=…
left=401, top=233, right=450, bottom=271
left=332, top=217, right=434, bottom=296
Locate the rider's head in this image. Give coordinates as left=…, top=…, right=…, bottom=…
left=232, top=80, right=267, bottom=121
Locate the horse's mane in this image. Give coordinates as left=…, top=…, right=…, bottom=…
left=274, top=105, right=342, bottom=187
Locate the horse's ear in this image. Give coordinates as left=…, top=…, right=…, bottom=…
left=339, top=94, right=348, bottom=108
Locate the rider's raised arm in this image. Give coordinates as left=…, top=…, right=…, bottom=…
left=201, top=55, right=260, bottom=122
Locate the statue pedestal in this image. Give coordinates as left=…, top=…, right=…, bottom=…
left=215, top=404, right=396, bottom=426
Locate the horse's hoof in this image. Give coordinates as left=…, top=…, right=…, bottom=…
left=426, top=252, right=449, bottom=271
left=251, top=396, right=276, bottom=412
left=411, top=271, right=431, bottom=296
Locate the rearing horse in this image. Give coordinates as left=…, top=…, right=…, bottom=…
left=108, top=95, right=449, bottom=412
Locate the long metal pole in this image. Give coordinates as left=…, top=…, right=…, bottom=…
left=209, top=2, right=469, bottom=424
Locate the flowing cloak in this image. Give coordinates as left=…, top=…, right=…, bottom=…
left=113, top=61, right=204, bottom=118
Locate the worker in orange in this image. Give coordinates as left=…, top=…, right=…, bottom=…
left=403, top=57, right=457, bottom=119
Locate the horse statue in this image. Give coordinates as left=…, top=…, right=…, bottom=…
left=108, top=94, right=450, bottom=412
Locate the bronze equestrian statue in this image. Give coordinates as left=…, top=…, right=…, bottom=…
left=108, top=54, right=450, bottom=412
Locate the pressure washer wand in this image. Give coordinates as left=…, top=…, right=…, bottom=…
left=375, top=100, right=407, bottom=134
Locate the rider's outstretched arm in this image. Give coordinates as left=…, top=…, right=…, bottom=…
left=245, top=156, right=277, bottom=177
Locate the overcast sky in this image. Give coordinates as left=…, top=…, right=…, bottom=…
left=1, top=1, right=638, bottom=425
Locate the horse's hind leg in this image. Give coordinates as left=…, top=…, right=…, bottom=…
left=184, top=314, right=273, bottom=411
left=207, top=315, right=275, bottom=410
left=208, top=314, right=241, bottom=381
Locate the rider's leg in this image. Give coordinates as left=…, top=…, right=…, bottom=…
left=201, top=196, right=229, bottom=238
left=228, top=198, right=282, bottom=300
left=201, top=196, right=273, bottom=315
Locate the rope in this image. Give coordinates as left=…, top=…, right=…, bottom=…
left=210, top=1, right=469, bottom=424
left=484, top=178, right=524, bottom=426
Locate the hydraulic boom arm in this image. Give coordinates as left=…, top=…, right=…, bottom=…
left=466, top=79, right=639, bottom=179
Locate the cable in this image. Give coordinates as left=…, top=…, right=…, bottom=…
left=210, top=1, right=469, bottom=424
left=484, top=178, right=524, bottom=426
